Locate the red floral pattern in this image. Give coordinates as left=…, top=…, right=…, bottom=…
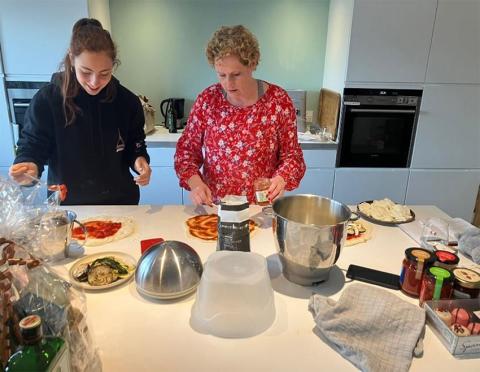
left=174, top=83, right=306, bottom=203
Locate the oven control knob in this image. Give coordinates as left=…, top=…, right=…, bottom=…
left=397, top=97, right=404, bottom=104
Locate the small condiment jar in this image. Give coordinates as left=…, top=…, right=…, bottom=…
left=419, top=267, right=454, bottom=306
left=452, top=267, right=480, bottom=299
left=400, top=248, right=435, bottom=297
left=433, top=250, right=459, bottom=271
left=254, top=178, right=271, bottom=206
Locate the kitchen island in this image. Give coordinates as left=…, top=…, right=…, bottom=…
left=55, top=205, right=479, bottom=371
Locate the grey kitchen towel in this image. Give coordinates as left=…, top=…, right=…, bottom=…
left=308, top=283, right=425, bottom=372
left=458, top=226, right=480, bottom=264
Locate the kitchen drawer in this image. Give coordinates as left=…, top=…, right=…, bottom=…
left=147, top=148, right=176, bottom=167
left=302, top=148, right=337, bottom=168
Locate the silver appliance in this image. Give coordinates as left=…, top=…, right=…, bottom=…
left=6, top=80, right=48, bottom=145
left=286, top=89, right=307, bottom=132
left=271, top=194, right=351, bottom=286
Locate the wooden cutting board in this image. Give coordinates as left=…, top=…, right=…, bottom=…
left=317, top=88, right=341, bottom=140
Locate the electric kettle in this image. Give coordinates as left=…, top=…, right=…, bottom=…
left=160, top=98, right=185, bottom=130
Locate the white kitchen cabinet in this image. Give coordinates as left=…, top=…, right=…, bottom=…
left=139, top=147, right=182, bottom=205
left=406, top=169, right=480, bottom=221
left=302, top=148, right=337, bottom=168
left=286, top=168, right=334, bottom=198
left=333, top=168, right=409, bottom=205
left=139, top=166, right=182, bottom=205
left=411, top=84, right=480, bottom=169
left=0, top=79, right=15, bottom=166
left=426, top=0, right=480, bottom=84
left=0, top=0, right=89, bottom=79
left=346, top=0, right=437, bottom=83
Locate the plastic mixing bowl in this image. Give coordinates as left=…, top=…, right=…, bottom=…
left=190, top=251, right=275, bottom=338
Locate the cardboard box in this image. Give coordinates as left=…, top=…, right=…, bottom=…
left=425, top=298, right=480, bottom=358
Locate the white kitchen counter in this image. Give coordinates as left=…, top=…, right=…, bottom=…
left=54, top=205, right=479, bottom=372
left=145, top=126, right=337, bottom=149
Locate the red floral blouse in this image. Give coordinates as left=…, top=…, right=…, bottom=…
left=174, top=82, right=306, bottom=203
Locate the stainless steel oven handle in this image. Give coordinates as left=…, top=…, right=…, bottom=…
left=13, top=102, right=30, bottom=107
left=350, top=108, right=416, bottom=114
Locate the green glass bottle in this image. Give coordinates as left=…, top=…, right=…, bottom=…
left=6, top=314, right=70, bottom=372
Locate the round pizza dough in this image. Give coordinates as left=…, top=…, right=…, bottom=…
left=73, top=216, right=136, bottom=246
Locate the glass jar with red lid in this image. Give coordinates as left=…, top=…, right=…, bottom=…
left=452, top=267, right=480, bottom=299
left=419, top=267, right=454, bottom=306
left=433, top=250, right=459, bottom=271
left=400, top=248, right=436, bottom=297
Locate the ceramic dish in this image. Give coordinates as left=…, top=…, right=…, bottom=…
left=69, top=251, right=136, bottom=290
left=356, top=200, right=415, bottom=226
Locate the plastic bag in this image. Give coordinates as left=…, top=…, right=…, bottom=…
left=0, top=238, right=102, bottom=371
left=0, top=175, right=65, bottom=260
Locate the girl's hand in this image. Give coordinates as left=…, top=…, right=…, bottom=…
left=9, top=162, right=39, bottom=185
left=133, top=157, right=152, bottom=186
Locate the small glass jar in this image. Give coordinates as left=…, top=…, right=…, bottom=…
left=400, top=248, right=435, bottom=297
left=419, top=267, right=454, bottom=306
left=452, top=267, right=480, bottom=299
left=254, top=178, right=271, bottom=206
left=433, top=250, right=459, bottom=271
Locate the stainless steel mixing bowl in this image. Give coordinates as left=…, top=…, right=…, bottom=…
left=135, top=240, right=203, bottom=299
left=272, top=194, right=351, bottom=286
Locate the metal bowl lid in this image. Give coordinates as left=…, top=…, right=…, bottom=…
left=135, top=240, right=203, bottom=300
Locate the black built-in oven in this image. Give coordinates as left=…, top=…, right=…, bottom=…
left=337, top=88, right=422, bottom=168
left=6, top=81, right=49, bottom=145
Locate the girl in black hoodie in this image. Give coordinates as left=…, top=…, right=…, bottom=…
left=9, top=18, right=151, bottom=205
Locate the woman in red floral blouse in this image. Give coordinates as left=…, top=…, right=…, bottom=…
left=174, top=25, right=306, bottom=205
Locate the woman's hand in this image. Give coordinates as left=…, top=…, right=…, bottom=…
left=268, top=175, right=286, bottom=202
left=188, top=175, right=213, bottom=206
left=9, top=162, right=39, bottom=185
left=133, top=157, right=152, bottom=186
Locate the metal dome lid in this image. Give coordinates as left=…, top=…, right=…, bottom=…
left=135, top=240, right=203, bottom=300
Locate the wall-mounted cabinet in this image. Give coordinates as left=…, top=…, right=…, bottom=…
left=346, top=0, right=436, bottom=83
left=333, top=168, right=409, bottom=205
left=411, top=84, right=480, bottom=169
left=406, top=169, right=480, bottom=221
left=426, top=0, right=480, bottom=84
left=0, top=0, right=89, bottom=79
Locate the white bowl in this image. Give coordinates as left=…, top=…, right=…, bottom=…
left=190, top=251, right=275, bottom=338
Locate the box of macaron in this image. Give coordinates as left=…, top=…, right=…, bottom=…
left=425, top=298, right=480, bottom=357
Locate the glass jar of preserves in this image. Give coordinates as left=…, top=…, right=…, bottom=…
left=433, top=250, right=459, bottom=271
left=419, top=267, right=453, bottom=306
left=254, top=178, right=271, bottom=206
left=452, top=267, right=480, bottom=299
left=400, top=248, right=435, bottom=297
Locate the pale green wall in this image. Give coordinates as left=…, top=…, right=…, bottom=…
left=110, top=0, right=330, bottom=124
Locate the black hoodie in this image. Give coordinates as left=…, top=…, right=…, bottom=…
left=14, top=73, right=150, bottom=205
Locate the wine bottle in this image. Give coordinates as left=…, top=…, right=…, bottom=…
left=6, top=315, right=70, bottom=372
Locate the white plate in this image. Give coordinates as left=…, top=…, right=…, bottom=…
left=69, top=251, right=137, bottom=291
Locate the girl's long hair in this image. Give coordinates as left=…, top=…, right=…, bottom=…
left=60, top=18, right=119, bottom=125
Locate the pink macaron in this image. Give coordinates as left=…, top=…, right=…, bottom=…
left=450, top=308, right=471, bottom=327
left=467, top=322, right=480, bottom=335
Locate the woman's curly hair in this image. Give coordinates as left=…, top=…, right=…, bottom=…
left=206, top=25, right=260, bottom=68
